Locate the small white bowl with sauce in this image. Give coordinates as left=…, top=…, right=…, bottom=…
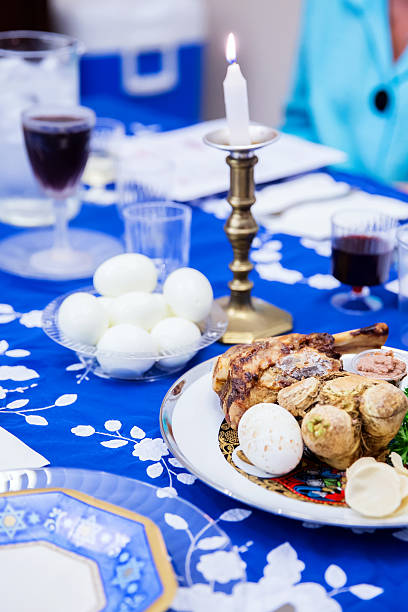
left=350, top=349, right=408, bottom=384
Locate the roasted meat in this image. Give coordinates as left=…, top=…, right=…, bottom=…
left=213, top=323, right=389, bottom=429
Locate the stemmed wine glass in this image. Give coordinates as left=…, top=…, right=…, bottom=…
left=0, top=104, right=122, bottom=280
left=331, top=209, right=396, bottom=313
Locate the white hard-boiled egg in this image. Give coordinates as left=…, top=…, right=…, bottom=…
left=163, top=267, right=213, bottom=323
left=151, top=317, right=201, bottom=370
left=238, top=403, right=303, bottom=476
left=58, top=292, right=109, bottom=346
left=96, top=324, right=157, bottom=378
left=96, top=296, right=115, bottom=326
left=111, top=292, right=167, bottom=330
left=93, top=253, right=157, bottom=297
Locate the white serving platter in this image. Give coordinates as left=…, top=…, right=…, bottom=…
left=160, top=350, right=408, bottom=529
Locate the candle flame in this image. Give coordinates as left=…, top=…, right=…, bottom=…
left=226, top=32, right=237, bottom=64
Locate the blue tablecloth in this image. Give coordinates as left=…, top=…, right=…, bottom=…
left=1, top=169, right=407, bottom=612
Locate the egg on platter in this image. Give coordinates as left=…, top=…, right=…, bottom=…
left=111, top=292, right=167, bottom=330
left=151, top=317, right=201, bottom=370
left=238, top=403, right=303, bottom=476
left=93, top=253, right=157, bottom=297
left=163, top=267, right=213, bottom=323
left=96, top=324, right=157, bottom=378
left=58, top=292, right=109, bottom=346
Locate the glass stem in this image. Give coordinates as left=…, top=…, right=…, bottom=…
left=351, top=286, right=369, bottom=298
left=53, top=198, right=70, bottom=252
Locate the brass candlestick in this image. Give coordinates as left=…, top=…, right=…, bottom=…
left=204, top=124, right=293, bottom=344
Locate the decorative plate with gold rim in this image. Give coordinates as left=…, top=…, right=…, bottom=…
left=160, top=354, right=408, bottom=529
left=0, top=488, right=176, bottom=612
left=0, top=468, right=244, bottom=611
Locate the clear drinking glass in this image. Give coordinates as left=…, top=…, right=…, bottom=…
left=0, top=104, right=122, bottom=280
left=123, top=202, right=191, bottom=285
left=82, top=117, right=126, bottom=202
left=398, top=225, right=408, bottom=344
left=0, top=30, right=83, bottom=227
left=117, top=152, right=174, bottom=218
left=331, top=208, right=396, bottom=313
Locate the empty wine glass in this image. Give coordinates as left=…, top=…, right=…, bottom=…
left=331, top=208, right=396, bottom=313
left=0, top=104, right=122, bottom=280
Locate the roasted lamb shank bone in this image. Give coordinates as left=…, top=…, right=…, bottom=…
left=330, top=322, right=389, bottom=354
left=257, top=323, right=389, bottom=355
left=213, top=323, right=389, bottom=430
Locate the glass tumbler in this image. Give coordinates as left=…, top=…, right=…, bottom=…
left=123, top=202, right=192, bottom=285
left=0, top=30, right=83, bottom=227
left=117, top=152, right=174, bottom=218
left=398, top=225, right=408, bottom=345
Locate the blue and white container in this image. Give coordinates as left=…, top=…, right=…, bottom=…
left=51, top=0, right=206, bottom=124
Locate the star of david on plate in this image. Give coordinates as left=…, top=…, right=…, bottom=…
left=0, top=503, right=26, bottom=538
left=112, top=557, right=145, bottom=590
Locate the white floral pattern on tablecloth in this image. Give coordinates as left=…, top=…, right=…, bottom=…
left=173, top=542, right=383, bottom=612
left=1, top=181, right=406, bottom=610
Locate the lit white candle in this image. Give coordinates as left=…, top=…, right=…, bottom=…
left=223, top=33, right=251, bottom=145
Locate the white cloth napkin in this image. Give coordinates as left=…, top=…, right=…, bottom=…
left=113, top=120, right=347, bottom=201
left=0, top=426, right=49, bottom=470
left=259, top=191, right=408, bottom=239
left=253, top=173, right=350, bottom=215
left=385, top=279, right=399, bottom=294
left=200, top=173, right=350, bottom=220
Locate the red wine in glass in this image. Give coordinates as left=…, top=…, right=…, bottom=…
left=21, top=105, right=97, bottom=278
left=23, top=114, right=92, bottom=198
left=331, top=210, right=396, bottom=313
left=332, top=235, right=394, bottom=287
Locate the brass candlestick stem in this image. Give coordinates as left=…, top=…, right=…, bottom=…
left=204, top=124, right=293, bottom=344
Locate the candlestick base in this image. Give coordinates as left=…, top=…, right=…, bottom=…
left=216, top=296, right=293, bottom=344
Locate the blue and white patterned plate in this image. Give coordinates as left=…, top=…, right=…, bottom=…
left=0, top=468, right=245, bottom=611
left=0, top=487, right=176, bottom=612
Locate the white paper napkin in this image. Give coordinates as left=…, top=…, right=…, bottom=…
left=199, top=173, right=350, bottom=220
left=253, top=173, right=350, bottom=215
left=114, top=120, right=347, bottom=201
left=0, top=426, right=49, bottom=470
left=385, top=279, right=399, bottom=294
left=259, top=191, right=408, bottom=239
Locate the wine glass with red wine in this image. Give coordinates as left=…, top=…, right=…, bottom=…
left=331, top=209, right=396, bottom=313
left=16, top=105, right=121, bottom=280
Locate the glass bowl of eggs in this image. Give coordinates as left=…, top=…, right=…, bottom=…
left=42, top=254, right=228, bottom=380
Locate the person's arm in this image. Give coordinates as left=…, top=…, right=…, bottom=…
left=281, top=3, right=317, bottom=142
left=395, top=182, right=408, bottom=194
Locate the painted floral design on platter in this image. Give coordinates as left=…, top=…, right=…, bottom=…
left=218, top=421, right=346, bottom=506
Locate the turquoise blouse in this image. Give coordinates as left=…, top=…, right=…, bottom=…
left=282, top=0, right=408, bottom=182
